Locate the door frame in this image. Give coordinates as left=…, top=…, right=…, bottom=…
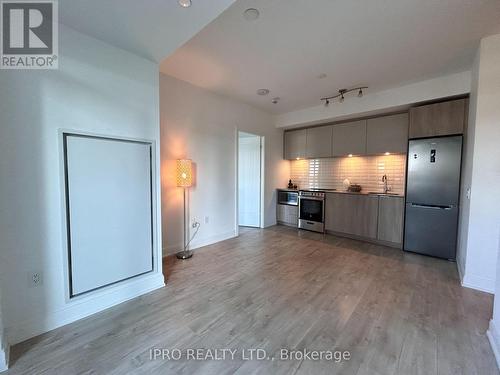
left=235, top=129, right=265, bottom=234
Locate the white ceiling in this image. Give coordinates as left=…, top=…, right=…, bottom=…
left=59, top=0, right=236, bottom=62
left=160, top=0, right=500, bottom=114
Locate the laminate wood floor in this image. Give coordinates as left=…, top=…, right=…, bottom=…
left=6, top=226, right=498, bottom=374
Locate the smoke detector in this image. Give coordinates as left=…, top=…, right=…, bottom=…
left=243, top=8, right=260, bottom=21
left=256, top=88, right=270, bottom=96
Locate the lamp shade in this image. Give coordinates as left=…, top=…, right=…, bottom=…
left=176, top=159, right=193, bottom=187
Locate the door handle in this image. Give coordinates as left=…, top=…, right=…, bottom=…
left=411, top=203, right=453, bottom=210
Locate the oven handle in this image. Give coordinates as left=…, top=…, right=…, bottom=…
left=299, top=196, right=325, bottom=201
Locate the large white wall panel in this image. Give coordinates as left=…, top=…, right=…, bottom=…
left=65, top=135, right=153, bottom=296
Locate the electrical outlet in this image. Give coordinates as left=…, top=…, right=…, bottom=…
left=192, top=221, right=200, bottom=228
left=29, top=271, right=43, bottom=288
left=204, top=216, right=209, bottom=224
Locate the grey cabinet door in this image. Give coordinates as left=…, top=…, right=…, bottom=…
left=276, top=204, right=285, bottom=222
left=377, top=196, right=404, bottom=245
left=325, top=193, right=378, bottom=238
left=353, top=195, right=379, bottom=239
left=284, top=129, right=307, bottom=159
left=332, top=120, right=367, bottom=156
left=325, top=193, right=342, bottom=232
left=409, top=98, right=467, bottom=139
left=306, top=125, right=333, bottom=158
left=367, top=113, right=408, bottom=155
left=277, top=204, right=298, bottom=226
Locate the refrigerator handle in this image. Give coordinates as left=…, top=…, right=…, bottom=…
left=410, top=203, right=454, bottom=210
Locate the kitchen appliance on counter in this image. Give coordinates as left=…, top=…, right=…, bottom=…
left=298, top=189, right=336, bottom=233
left=404, top=135, right=463, bottom=260
left=277, top=189, right=299, bottom=206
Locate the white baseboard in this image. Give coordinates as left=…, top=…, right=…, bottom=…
left=0, top=340, right=9, bottom=372
left=461, top=273, right=495, bottom=294
left=7, top=272, right=165, bottom=345
left=487, top=319, right=500, bottom=371
left=164, top=230, right=237, bottom=256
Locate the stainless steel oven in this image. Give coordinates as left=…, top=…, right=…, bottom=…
left=298, top=190, right=325, bottom=233
left=277, top=190, right=298, bottom=206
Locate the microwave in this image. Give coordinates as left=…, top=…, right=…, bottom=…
left=278, top=190, right=298, bottom=206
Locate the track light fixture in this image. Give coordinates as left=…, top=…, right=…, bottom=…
left=321, top=86, right=368, bottom=105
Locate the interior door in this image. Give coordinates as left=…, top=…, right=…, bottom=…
left=238, top=132, right=261, bottom=227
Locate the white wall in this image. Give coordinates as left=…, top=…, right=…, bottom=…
left=461, top=34, right=500, bottom=294
left=457, top=49, right=480, bottom=282
left=160, top=74, right=289, bottom=256
left=274, top=71, right=471, bottom=128
left=0, top=24, right=164, bottom=345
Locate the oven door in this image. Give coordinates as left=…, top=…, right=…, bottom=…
left=299, top=197, right=324, bottom=222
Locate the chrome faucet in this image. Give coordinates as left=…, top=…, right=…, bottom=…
left=382, top=175, right=388, bottom=193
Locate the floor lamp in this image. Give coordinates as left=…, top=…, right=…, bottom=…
left=176, top=159, right=193, bottom=259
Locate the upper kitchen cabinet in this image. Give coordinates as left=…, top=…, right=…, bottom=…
left=367, top=113, right=408, bottom=154
left=305, top=125, right=333, bottom=158
left=332, top=120, right=367, bottom=157
left=284, top=129, right=307, bottom=159
left=409, top=98, right=468, bottom=139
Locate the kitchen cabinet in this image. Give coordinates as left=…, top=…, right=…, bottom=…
left=332, top=120, right=367, bottom=157
left=284, top=129, right=307, bottom=159
left=367, top=113, right=408, bottom=154
left=409, top=98, right=467, bottom=139
left=377, top=196, right=404, bottom=245
left=306, top=125, right=333, bottom=158
left=276, top=204, right=298, bottom=227
left=325, top=193, right=378, bottom=238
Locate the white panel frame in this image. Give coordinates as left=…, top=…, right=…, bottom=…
left=59, top=130, right=159, bottom=300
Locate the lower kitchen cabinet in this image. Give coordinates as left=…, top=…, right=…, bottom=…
left=276, top=204, right=298, bottom=227
left=325, top=193, right=378, bottom=239
left=377, top=196, right=404, bottom=245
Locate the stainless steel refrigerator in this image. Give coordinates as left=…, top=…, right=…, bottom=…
left=404, top=135, right=462, bottom=260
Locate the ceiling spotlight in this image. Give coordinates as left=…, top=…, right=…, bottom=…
left=320, top=86, right=367, bottom=105
left=243, top=8, right=260, bottom=21
left=271, top=97, right=280, bottom=104
left=257, top=88, right=270, bottom=96
left=324, top=99, right=330, bottom=107
left=178, top=0, right=192, bottom=8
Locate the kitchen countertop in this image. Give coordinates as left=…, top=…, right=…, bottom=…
left=326, top=191, right=404, bottom=197
left=277, top=188, right=404, bottom=197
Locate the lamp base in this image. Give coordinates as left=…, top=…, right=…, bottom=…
left=176, top=250, right=193, bottom=260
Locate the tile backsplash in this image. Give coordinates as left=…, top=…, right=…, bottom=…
left=290, top=154, right=407, bottom=194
